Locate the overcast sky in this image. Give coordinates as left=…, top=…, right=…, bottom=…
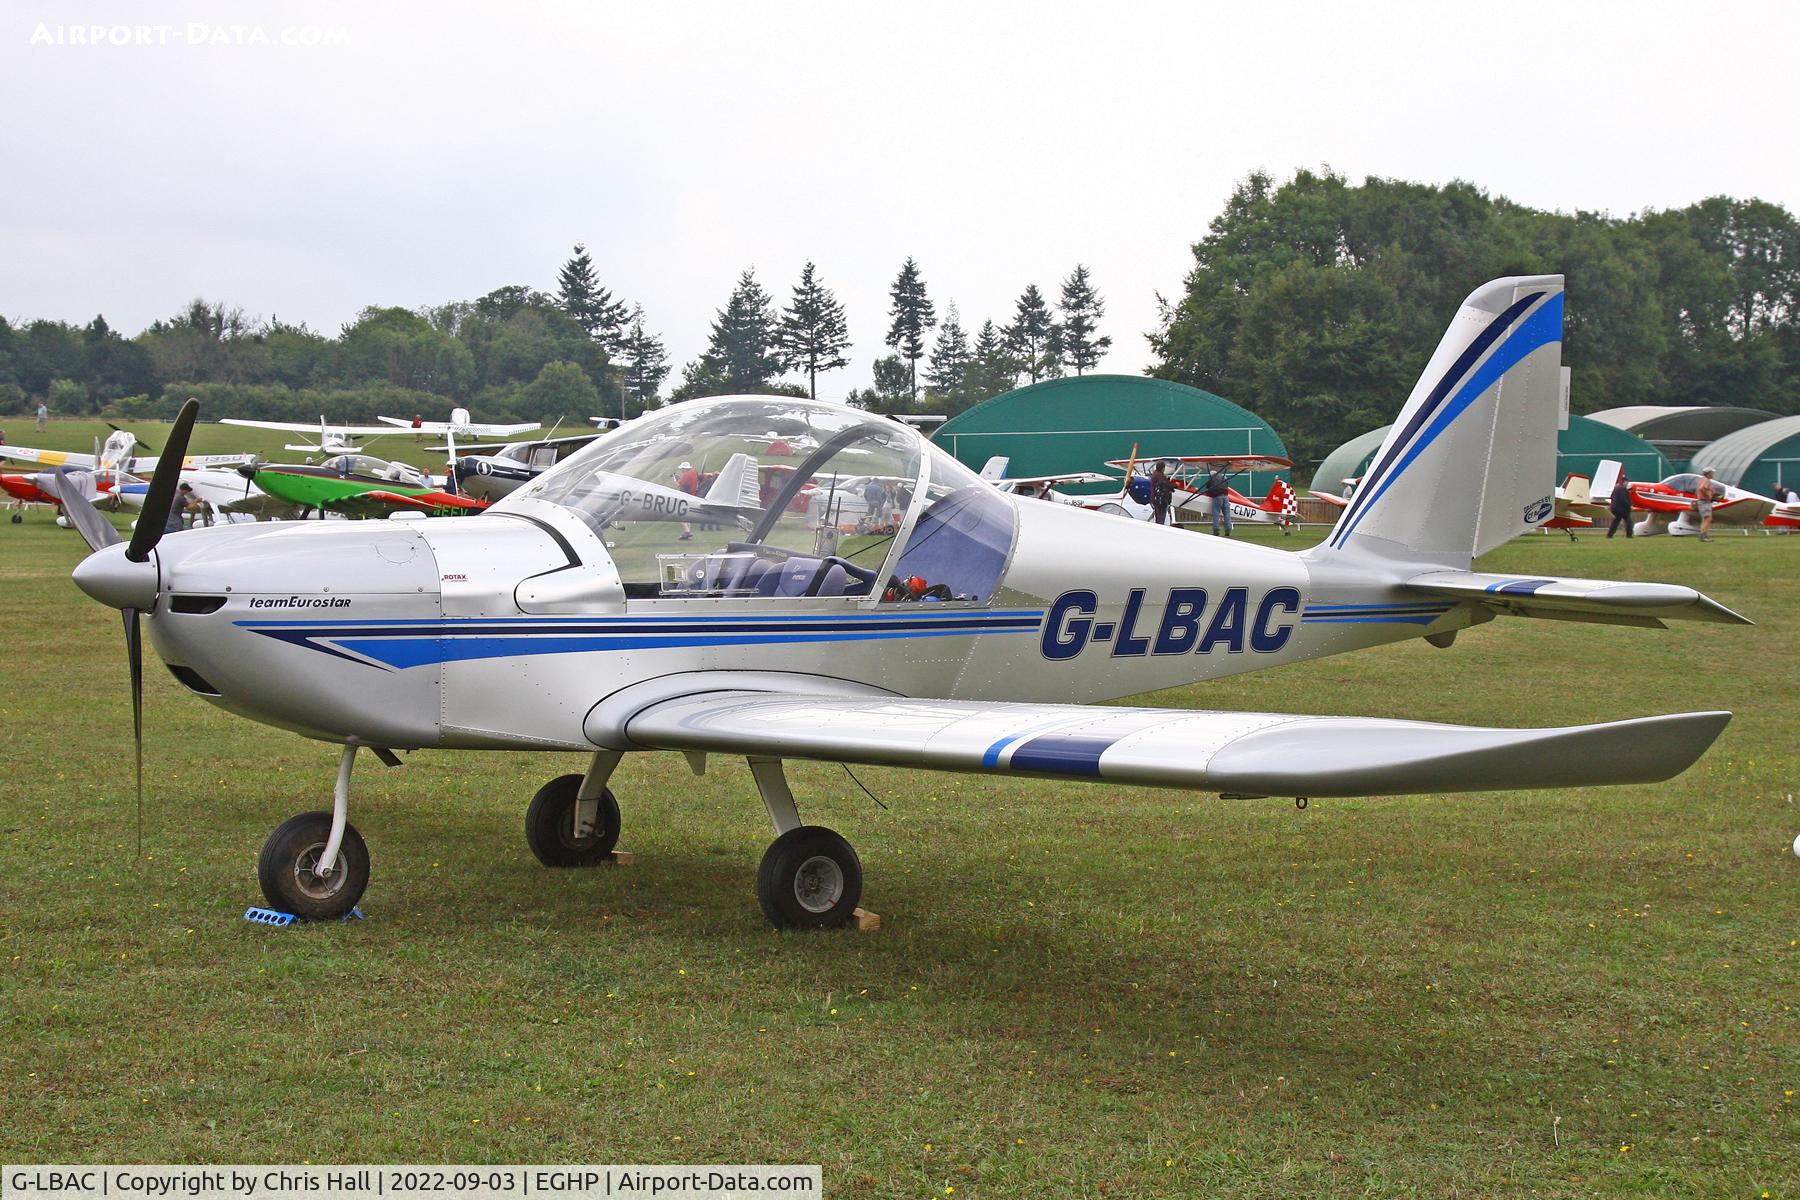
left=5, top=0, right=1798, bottom=399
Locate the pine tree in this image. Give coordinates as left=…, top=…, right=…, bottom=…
left=1002, top=284, right=1060, bottom=384
left=672, top=269, right=781, bottom=400
left=774, top=261, right=851, bottom=399
left=557, top=243, right=630, bottom=354
left=1058, top=264, right=1112, bottom=375
left=924, top=304, right=971, bottom=404
left=884, top=257, right=937, bottom=403
left=963, top=319, right=1018, bottom=408
left=619, top=305, right=670, bottom=416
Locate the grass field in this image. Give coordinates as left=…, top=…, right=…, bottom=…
left=2, top=509, right=1797, bottom=1197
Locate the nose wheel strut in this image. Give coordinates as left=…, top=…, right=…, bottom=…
left=257, top=743, right=372, bottom=921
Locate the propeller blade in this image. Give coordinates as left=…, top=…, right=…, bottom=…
left=111, top=423, right=156, bottom=452
left=126, top=398, right=199, bottom=563
left=48, top=469, right=122, bottom=552
left=124, top=607, right=144, bottom=862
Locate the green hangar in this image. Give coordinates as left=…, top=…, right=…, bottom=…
left=1689, top=414, right=1800, bottom=495
left=1587, top=405, right=1778, bottom=472
left=933, top=375, right=1290, bottom=497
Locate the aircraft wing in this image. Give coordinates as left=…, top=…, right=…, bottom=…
left=0, top=446, right=98, bottom=469
left=328, top=489, right=487, bottom=516
left=221, top=418, right=401, bottom=437
left=427, top=433, right=598, bottom=454
left=1104, top=454, right=1295, bottom=470
left=995, top=471, right=1116, bottom=487
left=1404, top=570, right=1750, bottom=627
left=130, top=453, right=256, bottom=472
left=609, top=690, right=1729, bottom=798
left=378, top=417, right=541, bottom=437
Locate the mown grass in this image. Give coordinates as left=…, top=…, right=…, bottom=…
left=2, top=516, right=1796, bottom=1197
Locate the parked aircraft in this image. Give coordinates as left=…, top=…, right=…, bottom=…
left=1088, top=455, right=1299, bottom=529
left=1, top=424, right=251, bottom=483
left=59, top=278, right=1746, bottom=931
left=976, top=456, right=1116, bottom=504
left=451, top=433, right=602, bottom=502
left=241, top=454, right=485, bottom=517
left=1621, top=469, right=1800, bottom=535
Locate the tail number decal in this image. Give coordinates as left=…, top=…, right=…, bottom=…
left=1041, top=587, right=1299, bottom=660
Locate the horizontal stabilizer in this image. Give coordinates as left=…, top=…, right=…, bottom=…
left=613, top=688, right=1730, bottom=798
left=1406, top=570, right=1750, bottom=626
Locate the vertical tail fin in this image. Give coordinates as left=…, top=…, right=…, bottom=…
left=706, top=451, right=763, bottom=510
left=1591, top=458, right=1623, bottom=497
left=979, top=455, right=1010, bottom=481
left=1312, top=276, right=1565, bottom=568
left=1261, top=477, right=1297, bottom=516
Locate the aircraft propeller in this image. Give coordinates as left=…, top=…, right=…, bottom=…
left=58, top=397, right=201, bottom=861
left=109, top=422, right=155, bottom=452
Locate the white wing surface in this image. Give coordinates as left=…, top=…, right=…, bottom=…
left=612, top=690, right=1730, bottom=797
left=0, top=446, right=99, bottom=468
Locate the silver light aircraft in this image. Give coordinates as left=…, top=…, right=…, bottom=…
left=58, top=277, right=1747, bottom=928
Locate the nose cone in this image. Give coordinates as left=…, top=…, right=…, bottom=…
left=73, top=543, right=159, bottom=610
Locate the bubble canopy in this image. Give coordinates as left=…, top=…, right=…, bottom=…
left=498, top=396, right=1017, bottom=603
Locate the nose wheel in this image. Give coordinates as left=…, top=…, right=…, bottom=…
left=258, top=811, right=370, bottom=920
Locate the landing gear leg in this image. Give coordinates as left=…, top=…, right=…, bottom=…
left=749, top=756, right=862, bottom=929
left=525, top=750, right=623, bottom=867
left=257, top=743, right=370, bottom=920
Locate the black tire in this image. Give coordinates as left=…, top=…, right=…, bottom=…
left=257, top=811, right=369, bottom=921
left=756, top=825, right=862, bottom=930
left=525, top=773, right=620, bottom=867
left=9, top=513, right=21, bottom=524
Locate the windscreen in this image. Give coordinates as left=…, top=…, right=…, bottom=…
left=502, top=398, right=927, bottom=598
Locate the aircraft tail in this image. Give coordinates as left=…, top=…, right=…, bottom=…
left=979, top=455, right=1009, bottom=481
left=1591, top=458, right=1622, bottom=496
left=1560, top=472, right=1592, bottom=507
left=1312, top=276, right=1567, bottom=569
left=706, top=451, right=763, bottom=509
left=1260, top=477, right=1298, bottom=516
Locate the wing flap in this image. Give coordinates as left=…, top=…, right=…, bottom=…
left=1406, top=570, right=1750, bottom=626
left=618, top=690, right=1730, bottom=797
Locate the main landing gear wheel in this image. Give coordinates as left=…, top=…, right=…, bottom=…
left=525, top=773, right=621, bottom=867
left=757, top=825, right=862, bottom=930
left=258, top=811, right=370, bottom=921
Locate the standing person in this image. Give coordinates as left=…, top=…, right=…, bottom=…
left=165, top=482, right=199, bottom=533
left=1149, top=461, right=1174, bottom=526
left=36, top=402, right=48, bottom=432
left=412, top=413, right=424, bottom=442
left=1606, top=473, right=1634, bottom=538
left=857, top=478, right=878, bottom=532
left=1203, top=463, right=1234, bottom=537
left=1694, top=468, right=1720, bottom=541
left=675, top=460, right=699, bottom=541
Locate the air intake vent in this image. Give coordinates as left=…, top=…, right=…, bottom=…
left=170, top=594, right=226, bottom=614
left=167, top=664, right=221, bottom=696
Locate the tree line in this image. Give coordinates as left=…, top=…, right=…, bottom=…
left=0, top=246, right=1112, bottom=425
left=1151, top=170, right=1800, bottom=462
left=7, top=170, right=1796, bottom=448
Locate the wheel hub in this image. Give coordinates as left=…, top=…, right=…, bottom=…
left=292, top=842, right=347, bottom=901
left=792, top=855, right=844, bottom=914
